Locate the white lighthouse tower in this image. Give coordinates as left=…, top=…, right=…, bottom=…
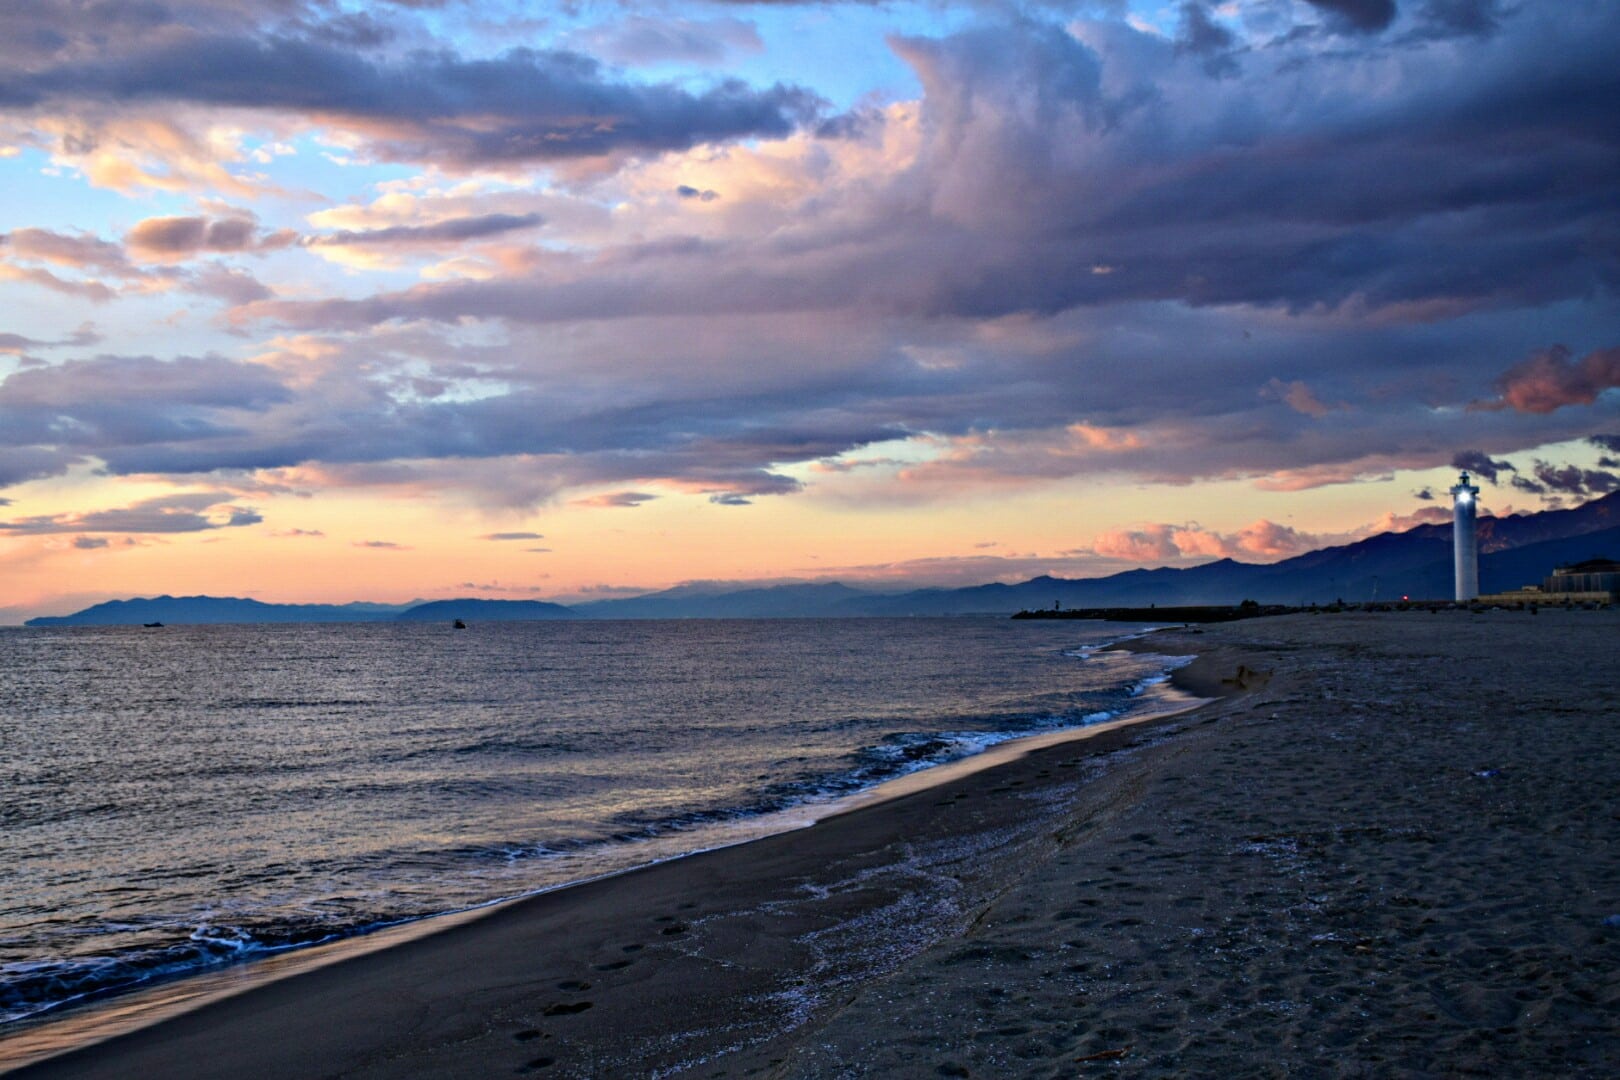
left=1451, top=470, right=1480, bottom=602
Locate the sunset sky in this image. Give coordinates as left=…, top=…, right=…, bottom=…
left=1, top=0, right=1617, bottom=620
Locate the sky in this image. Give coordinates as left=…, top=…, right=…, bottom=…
left=0, top=0, right=1617, bottom=620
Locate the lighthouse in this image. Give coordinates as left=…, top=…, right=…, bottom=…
left=1450, top=470, right=1480, bottom=602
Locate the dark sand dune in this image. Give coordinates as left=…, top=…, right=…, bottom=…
left=7, top=611, right=1618, bottom=1077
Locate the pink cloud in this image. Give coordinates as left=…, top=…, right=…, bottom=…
left=1092, top=519, right=1324, bottom=563
left=1477, top=345, right=1620, bottom=414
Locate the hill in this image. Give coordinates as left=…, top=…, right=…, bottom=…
left=575, top=582, right=871, bottom=619
left=395, top=599, right=578, bottom=621
left=23, top=596, right=416, bottom=627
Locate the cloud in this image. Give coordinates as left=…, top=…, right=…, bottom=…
left=271, top=527, right=324, bottom=537
left=2, top=35, right=820, bottom=169
left=1091, top=518, right=1324, bottom=563
left=675, top=185, right=719, bottom=202
left=1450, top=450, right=1516, bottom=484
left=1511, top=460, right=1620, bottom=498
left=1413, top=0, right=1506, bottom=39
left=480, top=531, right=543, bottom=540
left=1477, top=345, right=1620, bottom=415
left=0, top=323, right=100, bottom=355
left=0, top=2, right=1616, bottom=516
left=1174, top=2, right=1239, bottom=77
left=1262, top=378, right=1340, bottom=418
left=305, top=213, right=543, bottom=249
left=72, top=535, right=109, bottom=549
left=573, top=491, right=658, bottom=508
left=0, top=492, right=261, bottom=534
left=1303, top=0, right=1399, bottom=33
left=1, top=227, right=130, bottom=272
left=189, top=264, right=273, bottom=305
left=571, top=15, right=765, bottom=66
left=353, top=539, right=408, bottom=549
left=126, top=215, right=294, bottom=260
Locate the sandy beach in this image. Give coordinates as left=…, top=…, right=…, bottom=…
left=6, top=610, right=1619, bottom=1077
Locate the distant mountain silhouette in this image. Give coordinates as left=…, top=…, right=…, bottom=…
left=24, top=492, right=1619, bottom=625
left=395, top=599, right=578, bottom=621
left=574, top=582, right=870, bottom=619
left=24, top=595, right=417, bottom=627
left=831, top=502, right=1620, bottom=615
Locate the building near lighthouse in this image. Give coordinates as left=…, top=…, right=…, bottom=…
left=1451, top=470, right=1480, bottom=602
left=1477, top=557, right=1620, bottom=606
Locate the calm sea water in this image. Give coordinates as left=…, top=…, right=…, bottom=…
left=0, top=617, right=1188, bottom=1027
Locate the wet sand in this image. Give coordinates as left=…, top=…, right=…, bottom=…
left=7, top=611, right=1619, bottom=1077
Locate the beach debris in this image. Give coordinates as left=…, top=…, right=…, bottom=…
left=1076, top=1047, right=1131, bottom=1062
left=1221, top=664, right=1271, bottom=690
left=1473, top=768, right=1500, bottom=779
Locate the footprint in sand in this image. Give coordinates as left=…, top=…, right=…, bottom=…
left=594, top=958, right=634, bottom=971
left=542, top=1001, right=594, bottom=1016
left=556, top=979, right=591, bottom=992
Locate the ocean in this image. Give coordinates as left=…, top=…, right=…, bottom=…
left=0, top=617, right=1190, bottom=1031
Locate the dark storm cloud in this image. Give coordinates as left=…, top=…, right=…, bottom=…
left=1451, top=450, right=1516, bottom=484
left=0, top=34, right=821, bottom=166
left=1303, top=0, right=1399, bottom=33
left=249, top=6, right=1620, bottom=337
left=2, top=4, right=1617, bottom=506
left=1174, top=2, right=1239, bottom=77
left=0, top=492, right=261, bottom=534
left=1413, top=0, right=1505, bottom=39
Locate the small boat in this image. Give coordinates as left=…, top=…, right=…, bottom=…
left=143, top=622, right=164, bottom=628
left=452, top=619, right=467, bottom=629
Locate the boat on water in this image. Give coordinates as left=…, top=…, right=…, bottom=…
left=142, top=622, right=164, bottom=628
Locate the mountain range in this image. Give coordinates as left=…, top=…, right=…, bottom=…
left=24, top=492, right=1620, bottom=626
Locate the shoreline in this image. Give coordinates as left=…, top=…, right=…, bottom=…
left=18, top=610, right=1608, bottom=1077
left=2, top=629, right=1211, bottom=1074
